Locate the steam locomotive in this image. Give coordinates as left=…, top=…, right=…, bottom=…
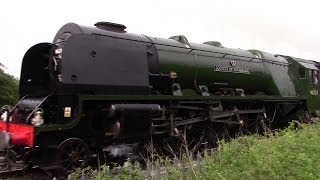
left=0, top=22, right=319, bottom=173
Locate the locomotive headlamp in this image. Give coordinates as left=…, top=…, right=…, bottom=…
left=54, top=47, right=63, bottom=55
left=31, top=109, right=44, bottom=126
left=169, top=71, right=178, bottom=79
left=0, top=111, right=8, bottom=122
left=239, top=120, right=244, bottom=126
left=0, top=105, right=10, bottom=122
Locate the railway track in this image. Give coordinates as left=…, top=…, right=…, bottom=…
left=0, top=155, right=52, bottom=180
left=0, top=168, right=51, bottom=180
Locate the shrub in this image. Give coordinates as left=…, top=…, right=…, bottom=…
left=69, top=122, right=320, bottom=179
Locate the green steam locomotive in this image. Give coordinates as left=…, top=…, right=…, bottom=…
left=0, top=22, right=319, bottom=174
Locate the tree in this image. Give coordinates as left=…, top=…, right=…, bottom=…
left=0, top=63, right=19, bottom=107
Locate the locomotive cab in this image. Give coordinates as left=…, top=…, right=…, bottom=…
left=282, top=56, right=320, bottom=113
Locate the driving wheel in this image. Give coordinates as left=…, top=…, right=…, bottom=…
left=56, top=138, right=90, bottom=174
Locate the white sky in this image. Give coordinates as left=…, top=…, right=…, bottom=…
left=0, top=0, right=319, bottom=77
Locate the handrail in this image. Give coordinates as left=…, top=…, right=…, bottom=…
left=25, top=94, right=52, bottom=124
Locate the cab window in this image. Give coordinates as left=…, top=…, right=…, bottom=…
left=309, top=70, right=319, bottom=84
left=299, top=67, right=305, bottom=79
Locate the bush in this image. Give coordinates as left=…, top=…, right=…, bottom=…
left=202, top=122, right=320, bottom=179
left=69, top=122, right=320, bottom=179
left=68, top=161, right=146, bottom=180
left=0, top=67, right=19, bottom=107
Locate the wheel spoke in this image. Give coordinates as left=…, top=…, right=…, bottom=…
left=56, top=138, right=89, bottom=173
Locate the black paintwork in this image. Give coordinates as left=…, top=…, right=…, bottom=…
left=60, top=34, right=150, bottom=94
left=20, top=43, right=55, bottom=97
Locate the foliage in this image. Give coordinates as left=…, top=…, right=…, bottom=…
left=69, top=122, right=320, bottom=179
left=68, top=161, right=146, bottom=180
left=0, top=67, right=19, bottom=107
left=200, top=122, right=320, bottom=179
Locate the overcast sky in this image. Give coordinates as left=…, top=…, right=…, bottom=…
left=0, top=0, right=319, bottom=77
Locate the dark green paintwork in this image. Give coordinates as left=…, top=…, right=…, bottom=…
left=286, top=56, right=320, bottom=113
left=152, top=37, right=294, bottom=96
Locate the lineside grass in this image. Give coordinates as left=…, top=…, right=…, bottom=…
left=202, top=122, right=320, bottom=179
left=69, top=122, right=320, bottom=179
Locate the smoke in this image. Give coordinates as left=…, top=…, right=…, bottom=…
left=103, top=144, right=136, bottom=158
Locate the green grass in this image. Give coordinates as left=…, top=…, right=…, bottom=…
left=201, top=123, right=320, bottom=179
left=69, top=122, right=320, bottom=179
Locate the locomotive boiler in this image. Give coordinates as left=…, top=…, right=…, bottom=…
left=0, top=22, right=319, bottom=174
